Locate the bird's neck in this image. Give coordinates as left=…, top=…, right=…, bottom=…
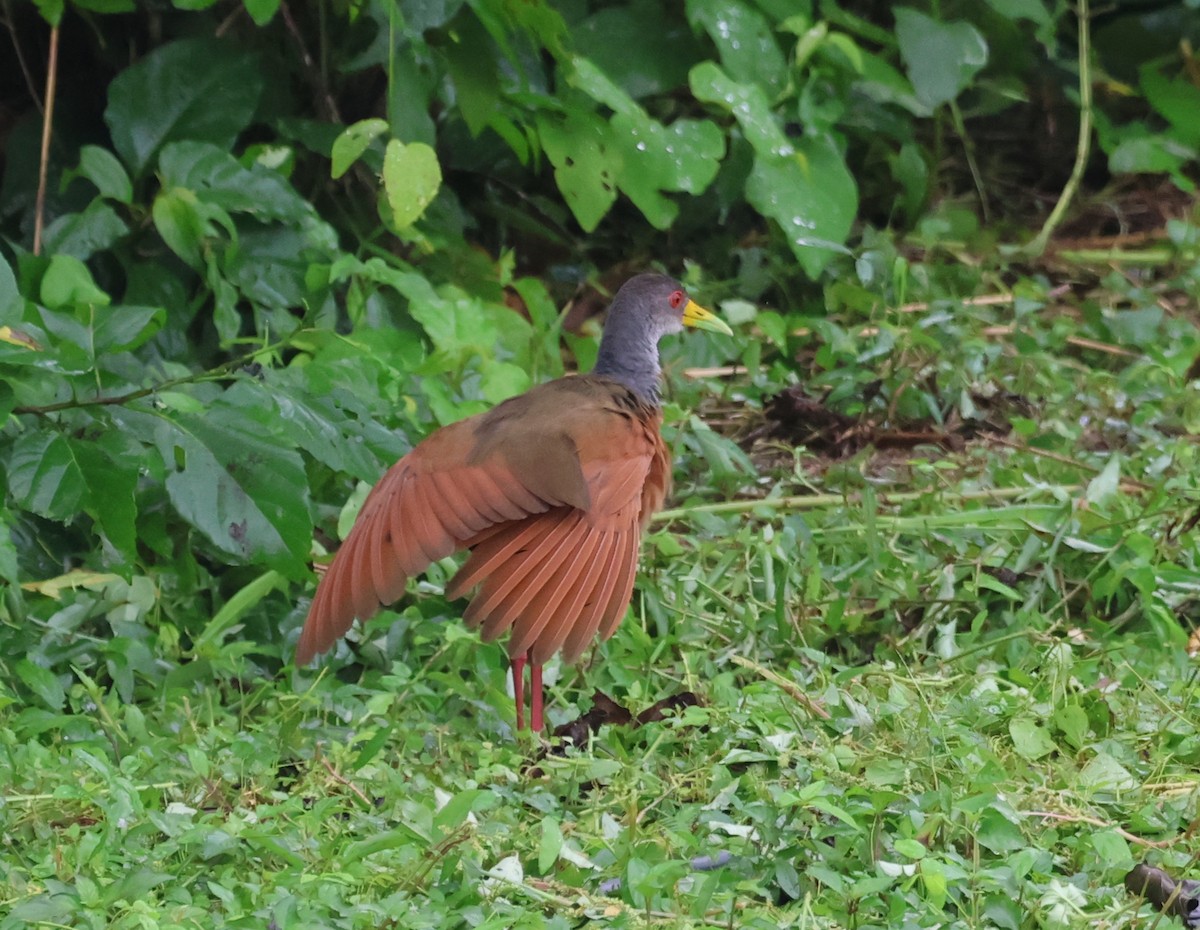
left=592, top=320, right=662, bottom=405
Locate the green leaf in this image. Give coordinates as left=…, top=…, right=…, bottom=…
left=1107, top=127, right=1195, bottom=185
left=982, top=0, right=1051, bottom=24
left=687, top=0, right=787, bottom=93
left=1052, top=701, right=1088, bottom=750
left=0, top=512, right=18, bottom=584
left=538, top=109, right=618, bottom=232
left=975, top=808, right=1026, bottom=854
left=33, top=0, right=63, bottom=24
left=1009, top=716, right=1056, bottom=760
left=382, top=140, right=443, bottom=228
left=92, top=305, right=165, bottom=353
left=115, top=405, right=312, bottom=574
left=159, top=141, right=315, bottom=223
left=41, top=202, right=129, bottom=261
left=919, top=857, right=947, bottom=909
left=1089, top=830, right=1133, bottom=870
left=15, top=659, right=66, bottom=710
left=574, top=3, right=698, bottom=99
left=570, top=57, right=724, bottom=227
left=690, top=61, right=792, bottom=156
left=744, top=137, right=858, bottom=277
left=1085, top=455, right=1120, bottom=507
left=1141, top=64, right=1200, bottom=145
left=331, top=119, right=389, bottom=179
left=538, top=817, right=563, bottom=873
left=71, top=435, right=139, bottom=561
left=0, top=254, right=19, bottom=320
left=151, top=187, right=210, bottom=268
left=893, top=838, right=927, bottom=859
left=8, top=432, right=88, bottom=521
left=75, top=145, right=133, bottom=203
left=105, top=38, right=263, bottom=176
left=193, top=570, right=288, bottom=655
left=894, top=8, right=988, bottom=108
left=1078, top=752, right=1136, bottom=791
left=40, top=255, right=111, bottom=309
left=443, top=14, right=501, bottom=136
left=479, top=360, right=532, bottom=404
left=243, top=0, right=280, bottom=25
left=249, top=380, right=392, bottom=482
left=432, top=788, right=488, bottom=831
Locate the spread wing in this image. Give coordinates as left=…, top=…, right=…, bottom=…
left=296, top=376, right=669, bottom=666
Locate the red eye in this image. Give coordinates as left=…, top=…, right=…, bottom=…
left=668, top=289, right=685, bottom=309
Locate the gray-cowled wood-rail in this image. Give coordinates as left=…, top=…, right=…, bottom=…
left=296, top=273, right=732, bottom=731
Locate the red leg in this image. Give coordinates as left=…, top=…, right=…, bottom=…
left=511, top=654, right=527, bottom=731
left=530, top=653, right=544, bottom=733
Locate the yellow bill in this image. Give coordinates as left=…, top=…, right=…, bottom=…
left=682, top=300, right=733, bottom=336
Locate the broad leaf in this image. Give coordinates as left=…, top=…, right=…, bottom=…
left=105, top=38, right=263, bottom=176
left=331, top=119, right=388, bottom=179
left=382, top=140, right=443, bottom=228
left=571, top=57, right=724, bottom=228
left=1009, top=716, right=1055, bottom=761
left=7, top=432, right=88, bottom=521
left=75, top=145, right=133, bottom=203
left=745, top=138, right=858, bottom=277
left=687, top=0, right=787, bottom=94
left=537, top=109, right=618, bottom=232
left=41, top=202, right=129, bottom=260
left=40, top=255, right=111, bottom=309
left=894, top=8, right=988, bottom=109
left=72, top=435, right=139, bottom=561
left=92, top=305, right=165, bottom=353
left=115, top=405, right=311, bottom=574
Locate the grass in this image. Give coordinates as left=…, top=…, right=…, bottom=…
left=4, top=239, right=1200, bottom=929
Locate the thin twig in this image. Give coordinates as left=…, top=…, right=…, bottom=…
left=949, top=99, right=990, bottom=223
left=1026, top=0, right=1092, bottom=255
left=12, top=334, right=301, bottom=416
left=981, top=326, right=1140, bottom=358
left=683, top=365, right=750, bottom=379
left=897, top=285, right=1073, bottom=314
left=280, top=1, right=342, bottom=123
left=1, top=0, right=43, bottom=112
left=319, top=757, right=373, bottom=807
left=1025, top=810, right=1175, bottom=848
left=731, top=655, right=831, bottom=719
left=32, top=20, right=59, bottom=256
left=989, top=436, right=1153, bottom=491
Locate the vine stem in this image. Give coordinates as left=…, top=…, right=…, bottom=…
left=1026, top=0, right=1092, bottom=255
left=32, top=20, right=60, bottom=256
left=12, top=334, right=302, bottom=416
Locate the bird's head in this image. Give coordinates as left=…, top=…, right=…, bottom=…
left=609, top=273, right=733, bottom=341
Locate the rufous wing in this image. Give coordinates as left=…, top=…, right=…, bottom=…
left=296, top=375, right=671, bottom=667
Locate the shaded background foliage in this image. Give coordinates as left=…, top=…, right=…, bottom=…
left=2, top=0, right=1200, bottom=926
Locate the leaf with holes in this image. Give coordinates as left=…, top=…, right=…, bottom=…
left=538, top=109, right=618, bottom=232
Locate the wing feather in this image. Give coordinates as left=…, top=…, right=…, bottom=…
left=297, top=375, right=674, bottom=673
left=507, top=526, right=603, bottom=658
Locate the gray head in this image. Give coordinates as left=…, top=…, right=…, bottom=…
left=592, top=274, right=731, bottom=403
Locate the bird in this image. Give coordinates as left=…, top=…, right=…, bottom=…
left=295, top=273, right=732, bottom=731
